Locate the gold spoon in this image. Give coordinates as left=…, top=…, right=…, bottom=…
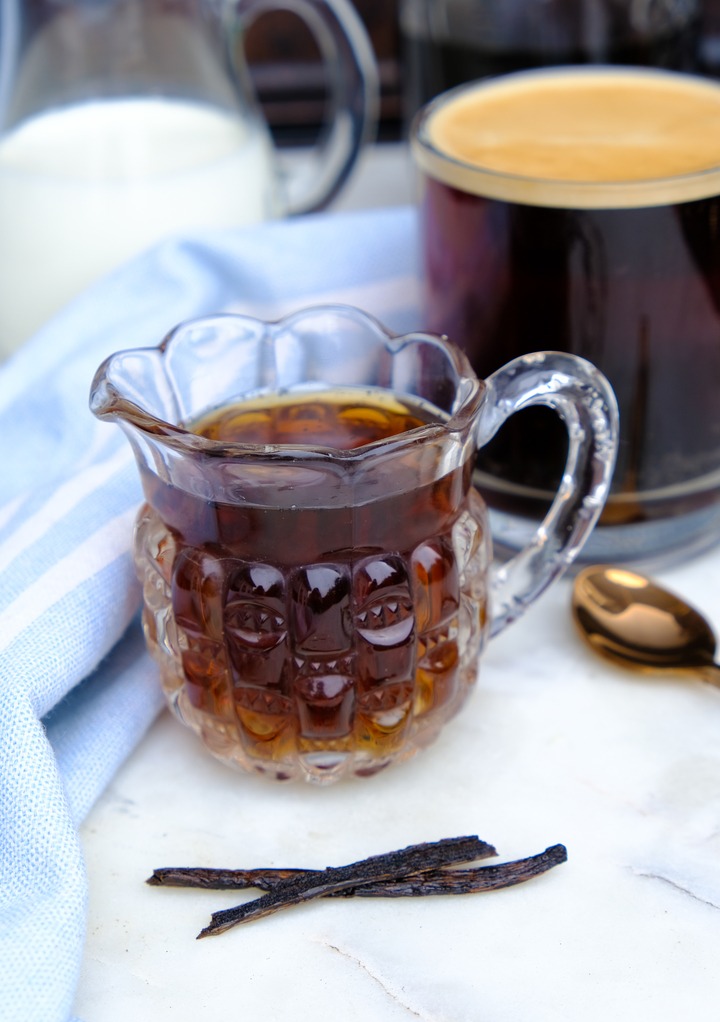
left=571, top=565, right=720, bottom=687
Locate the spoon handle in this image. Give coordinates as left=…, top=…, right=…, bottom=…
left=699, top=662, right=720, bottom=688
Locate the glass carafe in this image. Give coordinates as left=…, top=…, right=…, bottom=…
left=91, top=305, right=619, bottom=784
left=0, top=0, right=378, bottom=356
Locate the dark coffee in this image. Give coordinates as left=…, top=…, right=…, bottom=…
left=414, top=68, right=720, bottom=536
left=423, top=179, right=720, bottom=525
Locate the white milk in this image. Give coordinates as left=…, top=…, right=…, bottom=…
left=0, top=98, right=280, bottom=357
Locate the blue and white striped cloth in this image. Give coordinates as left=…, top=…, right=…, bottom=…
left=0, top=206, right=420, bottom=1022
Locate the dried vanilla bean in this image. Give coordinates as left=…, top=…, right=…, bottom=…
left=148, top=843, right=565, bottom=899
left=147, top=837, right=568, bottom=938
left=196, top=835, right=494, bottom=937
left=148, top=836, right=497, bottom=892
left=330, top=844, right=567, bottom=898
left=148, top=866, right=310, bottom=891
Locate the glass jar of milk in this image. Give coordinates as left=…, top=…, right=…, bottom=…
left=0, top=0, right=378, bottom=358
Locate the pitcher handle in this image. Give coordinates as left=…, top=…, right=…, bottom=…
left=236, top=0, right=379, bottom=214
left=477, top=351, right=619, bottom=637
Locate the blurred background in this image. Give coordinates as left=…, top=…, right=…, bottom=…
left=5, top=0, right=720, bottom=357
left=243, top=0, right=402, bottom=146
left=247, top=0, right=720, bottom=148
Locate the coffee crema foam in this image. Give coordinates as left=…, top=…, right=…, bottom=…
left=415, top=67, right=720, bottom=208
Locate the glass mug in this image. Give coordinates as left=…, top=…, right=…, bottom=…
left=91, top=305, right=618, bottom=784
left=412, top=65, right=720, bottom=566
left=0, top=0, right=377, bottom=357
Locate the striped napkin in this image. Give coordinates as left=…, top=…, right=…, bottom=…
left=0, top=206, right=420, bottom=1022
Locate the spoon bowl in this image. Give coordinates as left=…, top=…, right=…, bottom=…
left=571, top=565, right=720, bottom=687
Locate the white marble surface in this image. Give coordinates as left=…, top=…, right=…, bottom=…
left=74, top=146, right=720, bottom=1020
left=76, top=545, right=720, bottom=1021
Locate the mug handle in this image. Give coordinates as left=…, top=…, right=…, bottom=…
left=236, top=0, right=379, bottom=214
left=476, top=351, right=619, bottom=637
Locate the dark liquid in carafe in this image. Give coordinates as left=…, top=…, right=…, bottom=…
left=192, top=388, right=434, bottom=448
left=137, top=389, right=481, bottom=779
left=154, top=389, right=458, bottom=560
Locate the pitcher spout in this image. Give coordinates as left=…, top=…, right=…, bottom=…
left=91, top=347, right=170, bottom=436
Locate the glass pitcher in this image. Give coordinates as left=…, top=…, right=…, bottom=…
left=90, top=305, right=618, bottom=785
left=0, top=0, right=378, bottom=356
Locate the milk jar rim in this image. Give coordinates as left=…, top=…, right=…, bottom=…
left=412, top=65, right=720, bottom=210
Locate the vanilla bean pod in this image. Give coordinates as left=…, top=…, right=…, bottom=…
left=330, top=844, right=567, bottom=898
left=148, top=866, right=310, bottom=891
left=148, top=843, right=564, bottom=899
left=148, top=836, right=497, bottom=891
left=196, top=835, right=493, bottom=937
